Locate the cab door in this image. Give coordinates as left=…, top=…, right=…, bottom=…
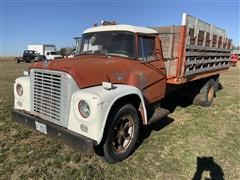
left=136, top=35, right=166, bottom=103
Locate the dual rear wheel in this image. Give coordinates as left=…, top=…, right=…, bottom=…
left=193, top=79, right=218, bottom=107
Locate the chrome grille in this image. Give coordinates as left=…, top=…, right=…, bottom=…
left=33, top=71, right=62, bottom=121
left=30, top=69, right=79, bottom=127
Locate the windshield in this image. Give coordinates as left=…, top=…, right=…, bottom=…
left=80, top=31, right=135, bottom=58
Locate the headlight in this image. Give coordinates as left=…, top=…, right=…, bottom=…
left=78, top=100, right=90, bottom=118
left=16, top=83, right=23, bottom=97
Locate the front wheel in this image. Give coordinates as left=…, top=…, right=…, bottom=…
left=100, top=104, right=140, bottom=164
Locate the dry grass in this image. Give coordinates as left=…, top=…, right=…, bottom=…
left=0, top=59, right=239, bottom=179
left=0, top=57, right=16, bottom=61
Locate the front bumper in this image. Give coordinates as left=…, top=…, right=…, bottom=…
left=12, top=109, right=96, bottom=155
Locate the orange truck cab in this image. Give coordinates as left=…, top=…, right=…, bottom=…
left=12, top=13, right=232, bottom=163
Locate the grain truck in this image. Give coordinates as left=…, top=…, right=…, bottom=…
left=12, top=13, right=232, bottom=163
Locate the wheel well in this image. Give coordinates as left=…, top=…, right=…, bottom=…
left=108, top=94, right=144, bottom=124
left=94, top=94, right=144, bottom=155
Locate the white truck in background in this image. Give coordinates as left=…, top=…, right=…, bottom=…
left=28, top=44, right=62, bottom=60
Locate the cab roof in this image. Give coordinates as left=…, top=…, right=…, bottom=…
left=83, top=24, right=157, bottom=34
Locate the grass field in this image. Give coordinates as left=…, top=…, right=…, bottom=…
left=0, top=59, right=239, bottom=179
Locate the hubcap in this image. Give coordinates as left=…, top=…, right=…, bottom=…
left=112, top=114, right=134, bottom=154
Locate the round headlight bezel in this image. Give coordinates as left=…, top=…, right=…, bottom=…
left=78, top=100, right=90, bottom=118
left=16, top=83, right=23, bottom=97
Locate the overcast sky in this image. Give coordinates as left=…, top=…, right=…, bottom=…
left=0, top=0, right=239, bottom=56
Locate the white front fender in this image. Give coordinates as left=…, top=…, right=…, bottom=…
left=68, top=84, right=147, bottom=144
left=14, top=76, right=31, bottom=111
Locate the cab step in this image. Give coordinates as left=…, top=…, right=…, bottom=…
left=148, top=107, right=169, bottom=125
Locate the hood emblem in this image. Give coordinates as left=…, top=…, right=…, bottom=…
left=113, top=72, right=127, bottom=81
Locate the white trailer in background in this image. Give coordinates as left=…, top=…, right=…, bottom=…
left=28, top=44, right=56, bottom=55
left=28, top=44, right=62, bottom=60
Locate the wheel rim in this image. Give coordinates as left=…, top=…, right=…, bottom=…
left=208, top=85, right=214, bottom=102
left=112, top=114, right=134, bottom=154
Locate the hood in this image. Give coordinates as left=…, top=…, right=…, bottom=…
left=30, top=55, right=138, bottom=88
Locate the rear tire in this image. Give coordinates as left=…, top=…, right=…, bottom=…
left=193, top=79, right=215, bottom=107
left=213, top=76, right=219, bottom=93
left=100, top=104, right=140, bottom=164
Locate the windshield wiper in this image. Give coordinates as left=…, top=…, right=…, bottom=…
left=93, top=50, right=108, bottom=55
left=79, top=51, right=94, bottom=55
left=80, top=50, right=108, bottom=56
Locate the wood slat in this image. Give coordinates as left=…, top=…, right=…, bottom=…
left=186, top=44, right=231, bottom=52
left=186, top=58, right=230, bottom=65
left=185, top=64, right=229, bottom=75
left=186, top=51, right=230, bottom=57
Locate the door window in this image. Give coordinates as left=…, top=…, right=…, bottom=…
left=138, top=36, right=156, bottom=61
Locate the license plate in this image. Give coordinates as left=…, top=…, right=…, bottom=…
left=35, top=121, right=47, bottom=134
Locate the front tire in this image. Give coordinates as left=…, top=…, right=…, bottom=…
left=101, top=104, right=140, bottom=164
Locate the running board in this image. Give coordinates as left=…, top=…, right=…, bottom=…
left=148, top=107, right=169, bottom=125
